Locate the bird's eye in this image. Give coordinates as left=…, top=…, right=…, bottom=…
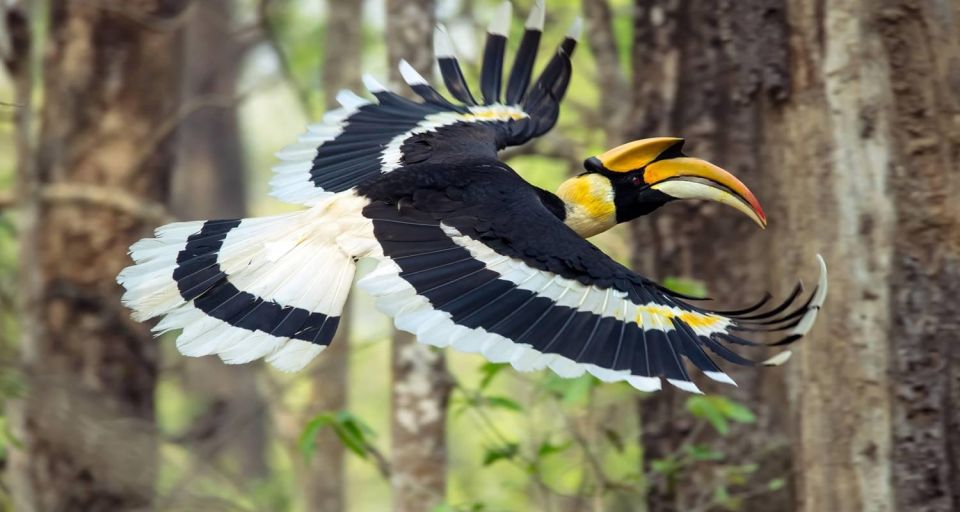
left=631, top=175, right=643, bottom=186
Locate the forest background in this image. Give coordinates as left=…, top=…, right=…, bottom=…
left=0, top=0, right=958, bottom=511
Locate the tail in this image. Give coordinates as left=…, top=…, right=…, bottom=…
left=118, top=195, right=366, bottom=372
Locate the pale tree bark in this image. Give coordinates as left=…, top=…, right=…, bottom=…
left=301, top=1, right=364, bottom=510
left=8, top=1, right=186, bottom=510
left=629, top=1, right=793, bottom=510
left=172, top=0, right=269, bottom=482
left=384, top=2, right=451, bottom=511
left=766, top=1, right=897, bottom=508
left=630, top=0, right=960, bottom=511
left=777, top=1, right=959, bottom=510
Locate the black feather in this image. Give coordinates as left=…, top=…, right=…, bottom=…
left=480, top=33, right=507, bottom=104
left=438, top=57, right=478, bottom=105
left=505, top=29, right=541, bottom=104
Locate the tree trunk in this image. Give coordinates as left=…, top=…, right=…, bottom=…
left=302, top=1, right=364, bottom=510
left=384, top=2, right=451, bottom=511
left=172, top=0, right=269, bottom=483
left=582, top=0, right=629, bottom=146
left=878, top=2, right=960, bottom=508
left=630, top=0, right=960, bottom=511
left=9, top=1, right=185, bottom=510
left=779, top=1, right=959, bottom=510
left=629, top=1, right=794, bottom=509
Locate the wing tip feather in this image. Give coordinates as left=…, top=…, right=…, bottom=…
left=398, top=59, right=429, bottom=86
left=488, top=1, right=514, bottom=36
left=525, top=0, right=545, bottom=30
left=433, top=25, right=456, bottom=58
left=566, top=16, right=583, bottom=41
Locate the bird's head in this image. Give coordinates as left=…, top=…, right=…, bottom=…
left=556, top=137, right=766, bottom=237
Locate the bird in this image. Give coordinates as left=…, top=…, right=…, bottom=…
left=118, top=1, right=827, bottom=394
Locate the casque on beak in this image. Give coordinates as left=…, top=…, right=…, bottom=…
left=590, top=137, right=767, bottom=229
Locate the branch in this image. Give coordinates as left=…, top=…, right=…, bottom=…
left=90, top=0, right=197, bottom=33
left=130, top=87, right=259, bottom=178
left=581, top=0, right=630, bottom=142
left=256, top=0, right=314, bottom=115
left=39, top=183, right=172, bottom=224
left=364, top=441, right=392, bottom=479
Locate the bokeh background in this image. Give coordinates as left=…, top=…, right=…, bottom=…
left=0, top=0, right=958, bottom=511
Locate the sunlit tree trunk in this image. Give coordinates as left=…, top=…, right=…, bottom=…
left=172, top=0, right=269, bottom=482
left=8, top=1, right=185, bottom=510
left=302, top=1, right=364, bottom=510
left=779, top=1, right=959, bottom=510
left=384, top=2, right=451, bottom=511
left=630, top=0, right=960, bottom=511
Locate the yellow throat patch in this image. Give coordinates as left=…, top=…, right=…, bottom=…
left=556, top=174, right=617, bottom=238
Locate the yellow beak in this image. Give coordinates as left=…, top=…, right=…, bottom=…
left=643, top=157, right=767, bottom=229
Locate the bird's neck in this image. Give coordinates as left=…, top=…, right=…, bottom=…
left=555, top=174, right=617, bottom=238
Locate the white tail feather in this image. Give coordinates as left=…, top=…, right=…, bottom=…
left=119, top=192, right=374, bottom=371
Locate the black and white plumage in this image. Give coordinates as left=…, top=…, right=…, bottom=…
left=269, top=0, right=574, bottom=206
left=119, top=1, right=827, bottom=393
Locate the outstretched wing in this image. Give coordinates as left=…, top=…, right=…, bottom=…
left=271, top=1, right=579, bottom=205
left=356, top=164, right=827, bottom=393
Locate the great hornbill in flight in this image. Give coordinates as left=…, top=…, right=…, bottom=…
left=119, top=1, right=826, bottom=394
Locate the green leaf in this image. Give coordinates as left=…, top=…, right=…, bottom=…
left=478, top=362, right=508, bottom=390
left=650, top=456, right=682, bottom=476
left=662, top=277, right=708, bottom=298
left=768, top=478, right=786, bottom=491
left=684, top=444, right=725, bottom=461
left=299, top=414, right=335, bottom=462
left=717, top=398, right=757, bottom=424
left=686, top=396, right=756, bottom=434
left=686, top=396, right=730, bottom=435
left=482, top=443, right=519, bottom=466
left=331, top=411, right=374, bottom=459
left=482, top=395, right=522, bottom=412
left=536, top=440, right=571, bottom=458
left=299, top=411, right=376, bottom=462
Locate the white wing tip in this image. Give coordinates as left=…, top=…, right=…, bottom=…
left=488, top=1, right=513, bottom=36
left=398, top=59, right=428, bottom=86
left=362, top=73, right=387, bottom=93
left=566, top=17, right=583, bottom=41
left=434, top=25, right=456, bottom=58
left=667, top=378, right=703, bottom=394
left=704, top=371, right=737, bottom=387
left=335, top=89, right=368, bottom=109
left=813, top=254, right=828, bottom=307
left=787, top=255, right=828, bottom=336
left=525, top=0, right=545, bottom=30
left=763, top=350, right=793, bottom=367
left=627, top=375, right=662, bottom=392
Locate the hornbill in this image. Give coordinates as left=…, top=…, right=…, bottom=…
left=119, top=1, right=826, bottom=394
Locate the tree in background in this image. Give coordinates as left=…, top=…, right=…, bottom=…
left=6, top=0, right=186, bottom=509
left=625, top=0, right=960, bottom=510
left=625, top=1, right=794, bottom=510
left=384, top=2, right=451, bottom=511
left=171, top=0, right=270, bottom=483
left=303, top=1, right=365, bottom=510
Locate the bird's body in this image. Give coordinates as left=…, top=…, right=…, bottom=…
left=118, top=1, right=826, bottom=394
